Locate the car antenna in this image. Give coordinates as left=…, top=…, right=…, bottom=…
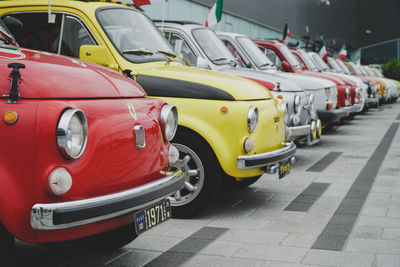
left=48, top=0, right=56, bottom=23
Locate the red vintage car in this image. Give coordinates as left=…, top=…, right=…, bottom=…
left=254, top=40, right=355, bottom=117
left=0, top=21, right=184, bottom=265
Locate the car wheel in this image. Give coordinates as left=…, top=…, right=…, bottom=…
left=170, top=131, right=223, bottom=218
left=0, top=224, right=16, bottom=266
left=72, top=222, right=137, bottom=251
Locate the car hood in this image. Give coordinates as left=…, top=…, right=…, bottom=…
left=273, top=71, right=336, bottom=90
left=223, top=67, right=304, bottom=92
left=136, top=63, right=273, bottom=100
left=0, top=45, right=146, bottom=99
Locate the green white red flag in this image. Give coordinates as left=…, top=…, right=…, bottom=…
left=281, top=21, right=290, bottom=44
left=318, top=38, right=328, bottom=62
left=133, top=0, right=166, bottom=7
left=205, top=0, right=223, bottom=27
left=338, top=44, right=347, bottom=59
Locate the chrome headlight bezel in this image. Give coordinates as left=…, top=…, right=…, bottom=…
left=308, top=94, right=314, bottom=106
left=57, top=109, right=88, bottom=159
left=345, top=86, right=350, bottom=98
left=160, top=105, right=178, bottom=142
left=247, top=106, right=259, bottom=133
left=325, top=88, right=331, bottom=101
left=294, top=95, right=301, bottom=112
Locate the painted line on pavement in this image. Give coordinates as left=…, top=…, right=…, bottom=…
left=144, top=227, right=228, bottom=266
left=306, top=152, right=342, bottom=172
left=284, top=182, right=330, bottom=212
left=312, top=122, right=400, bottom=251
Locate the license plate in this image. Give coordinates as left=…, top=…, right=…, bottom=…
left=279, top=160, right=291, bottom=179
left=134, top=199, right=171, bottom=235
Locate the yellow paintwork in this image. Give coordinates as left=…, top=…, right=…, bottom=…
left=344, top=62, right=387, bottom=100
left=0, top=0, right=286, bottom=178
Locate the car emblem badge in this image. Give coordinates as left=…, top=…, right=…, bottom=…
left=134, top=125, right=146, bottom=149
left=274, top=116, right=279, bottom=123
left=127, top=104, right=137, bottom=121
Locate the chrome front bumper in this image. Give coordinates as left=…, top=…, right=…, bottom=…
left=287, top=125, right=311, bottom=140
left=351, top=98, right=365, bottom=113
left=237, top=142, right=296, bottom=170
left=31, top=170, right=185, bottom=230
left=365, top=97, right=379, bottom=107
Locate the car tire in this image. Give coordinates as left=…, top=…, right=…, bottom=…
left=0, top=224, right=16, bottom=266
left=170, top=129, right=223, bottom=218
left=72, top=223, right=137, bottom=251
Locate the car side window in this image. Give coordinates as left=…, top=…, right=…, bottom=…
left=167, top=32, right=197, bottom=66
left=3, top=13, right=95, bottom=58
left=222, top=40, right=247, bottom=68
left=61, top=16, right=96, bottom=57
left=260, top=47, right=282, bottom=68
left=4, top=13, right=62, bottom=54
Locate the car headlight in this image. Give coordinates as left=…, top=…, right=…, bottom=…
left=247, top=106, right=258, bottom=133
left=294, top=95, right=301, bottom=112
left=160, top=105, right=178, bottom=141
left=57, top=109, right=88, bottom=159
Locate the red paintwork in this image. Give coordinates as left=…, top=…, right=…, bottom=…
left=0, top=46, right=146, bottom=98
left=254, top=41, right=352, bottom=111
left=240, top=76, right=276, bottom=90
left=0, top=44, right=170, bottom=244
left=290, top=49, right=359, bottom=106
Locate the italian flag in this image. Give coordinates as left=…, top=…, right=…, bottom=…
left=281, top=21, right=290, bottom=44
left=133, top=0, right=166, bottom=7
left=338, top=44, right=347, bottom=59
left=205, top=0, right=223, bottom=27
left=318, top=38, right=328, bottom=62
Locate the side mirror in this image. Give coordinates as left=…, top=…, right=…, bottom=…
left=178, top=53, right=191, bottom=66
left=79, top=45, right=117, bottom=70
left=281, top=60, right=290, bottom=72
left=3, top=16, right=23, bottom=34
left=196, top=57, right=209, bottom=69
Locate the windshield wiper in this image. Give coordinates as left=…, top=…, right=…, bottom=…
left=259, top=63, right=273, bottom=68
left=212, top=57, right=227, bottom=62
left=122, top=49, right=154, bottom=55
left=156, top=50, right=176, bottom=58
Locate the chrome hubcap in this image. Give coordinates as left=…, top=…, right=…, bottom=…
left=170, top=143, right=204, bottom=206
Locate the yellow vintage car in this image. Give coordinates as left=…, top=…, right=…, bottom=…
left=0, top=0, right=296, bottom=218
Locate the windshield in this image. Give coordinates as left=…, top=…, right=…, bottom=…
left=336, top=60, right=351, bottom=74
left=97, top=8, right=174, bottom=63
left=328, top=58, right=343, bottom=73
left=236, top=36, right=275, bottom=69
left=0, top=20, right=15, bottom=45
left=279, top=44, right=303, bottom=69
left=357, top=65, right=368, bottom=76
left=192, top=28, right=235, bottom=65
left=310, top=53, right=329, bottom=71
left=364, top=66, right=376, bottom=77
left=299, top=51, right=318, bottom=71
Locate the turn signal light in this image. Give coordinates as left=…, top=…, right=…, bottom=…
left=220, top=106, right=228, bottom=114
left=326, top=103, right=333, bottom=110
left=277, top=95, right=283, bottom=99
left=3, top=110, right=18, bottom=125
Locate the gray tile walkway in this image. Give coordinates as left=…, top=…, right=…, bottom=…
left=13, top=102, right=400, bottom=266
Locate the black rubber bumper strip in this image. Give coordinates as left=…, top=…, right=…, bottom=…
left=317, top=109, right=345, bottom=123
left=53, top=179, right=182, bottom=225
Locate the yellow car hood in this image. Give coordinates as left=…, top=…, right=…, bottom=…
left=136, top=64, right=273, bottom=101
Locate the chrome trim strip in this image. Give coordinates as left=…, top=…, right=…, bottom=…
left=31, top=170, right=184, bottom=230
left=237, top=142, right=296, bottom=170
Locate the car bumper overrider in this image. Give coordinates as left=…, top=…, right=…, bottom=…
left=317, top=108, right=345, bottom=124
left=237, top=142, right=296, bottom=170
left=351, top=98, right=365, bottom=113
left=286, top=125, right=311, bottom=140
left=30, top=170, right=185, bottom=230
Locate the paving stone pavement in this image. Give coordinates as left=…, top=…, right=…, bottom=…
left=14, top=101, right=400, bottom=267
